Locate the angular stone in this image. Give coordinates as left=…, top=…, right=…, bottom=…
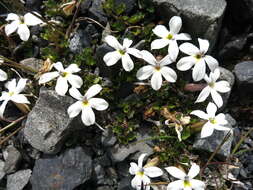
left=89, top=0, right=108, bottom=25
left=101, top=128, right=117, bottom=147
left=30, top=147, right=92, bottom=190
left=20, top=58, right=43, bottom=74
left=193, top=114, right=236, bottom=160
left=0, top=160, right=5, bottom=181
left=69, top=29, right=91, bottom=54
left=152, top=0, right=227, bottom=49
left=3, top=145, right=22, bottom=174
left=7, top=169, right=32, bottom=190
left=24, top=89, right=83, bottom=154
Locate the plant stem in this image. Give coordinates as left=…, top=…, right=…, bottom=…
left=0, top=115, right=27, bottom=134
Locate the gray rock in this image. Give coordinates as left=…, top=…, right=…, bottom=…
left=20, top=58, right=43, bottom=74
left=30, top=147, right=92, bottom=190
left=114, top=0, right=137, bottom=13
left=69, top=29, right=91, bottom=54
left=24, top=89, right=83, bottom=154
left=89, top=0, right=108, bottom=25
left=101, top=128, right=117, bottom=147
left=118, top=177, right=135, bottom=190
left=152, top=0, right=227, bottom=49
left=3, top=145, right=22, bottom=174
left=193, top=114, right=236, bottom=160
left=7, top=169, right=32, bottom=190
left=26, top=0, right=42, bottom=11
left=0, top=160, right=5, bottom=181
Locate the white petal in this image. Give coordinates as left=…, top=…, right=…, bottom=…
left=192, top=59, right=206, bottom=81
left=89, top=98, right=108, bottom=111
left=168, top=40, right=179, bottom=61
left=5, top=21, right=19, bottom=36
left=5, top=79, right=16, bottom=91
left=175, top=33, right=191, bottom=41
left=0, top=100, right=9, bottom=118
left=136, top=65, right=154, bottom=80
left=179, top=43, right=200, bottom=56
left=201, top=123, right=214, bottom=138
left=144, top=167, right=163, bottom=178
left=213, top=125, right=230, bottom=131
left=39, top=71, right=59, bottom=84
left=198, top=38, right=209, bottom=54
left=129, top=162, right=139, bottom=175
left=215, top=113, right=228, bottom=125
left=81, top=106, right=95, bottom=126
left=127, top=48, right=142, bottom=58
left=142, top=175, right=151, bottom=190
left=169, top=16, right=182, bottom=34
left=0, top=69, right=7, bottom=81
left=53, top=62, right=64, bottom=72
left=151, top=39, right=170, bottom=50
left=17, top=24, right=30, bottom=41
left=141, top=50, right=156, bottom=65
left=15, top=78, right=27, bottom=94
left=55, top=77, right=68, bottom=96
left=190, top=110, right=208, bottom=120
left=131, top=175, right=143, bottom=190
left=0, top=92, right=9, bottom=101
left=151, top=72, right=163, bottom=90
left=11, top=94, right=30, bottom=104
left=159, top=54, right=173, bottom=66
left=138, top=153, right=147, bottom=168
left=67, top=74, right=83, bottom=88
left=123, top=38, right=133, bottom=48
left=210, top=68, right=220, bottom=82
left=160, top=66, right=177, bottom=83
left=204, top=55, right=218, bottom=72
left=195, top=86, right=211, bottom=103
left=105, top=35, right=123, bottom=50
left=122, top=53, right=134, bottom=71
left=165, top=167, right=186, bottom=180
left=69, top=87, right=83, bottom=100
left=65, top=64, right=81, bottom=73
left=84, top=84, right=102, bottom=99
left=67, top=101, right=82, bottom=118
left=152, top=25, right=169, bottom=38
left=103, top=51, right=121, bottom=66
left=188, top=163, right=200, bottom=179
left=214, top=81, right=231, bottom=93
left=6, top=13, right=19, bottom=21
left=24, top=12, right=43, bottom=26
left=204, top=74, right=212, bottom=84
left=176, top=56, right=195, bottom=71
left=211, top=90, right=223, bottom=108
left=206, top=102, right=217, bottom=117
left=167, top=180, right=184, bottom=190
left=190, top=179, right=205, bottom=189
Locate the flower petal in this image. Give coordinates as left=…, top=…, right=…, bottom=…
left=144, top=166, right=163, bottom=178
left=151, top=72, right=163, bottom=90
left=176, top=56, right=195, bottom=71
left=167, top=180, right=184, bottom=190
left=0, top=69, right=7, bottom=81
left=65, top=64, right=81, bottom=73
left=67, top=101, right=82, bottom=118
left=141, top=50, right=156, bottom=65
left=175, top=33, right=191, bottom=41
left=195, top=86, right=211, bottom=103
left=210, top=68, right=220, bottom=82
left=24, top=12, right=43, bottom=26
left=198, top=38, right=209, bottom=54
left=169, top=16, right=182, bottom=34
left=190, top=179, right=205, bottom=189
left=152, top=25, right=169, bottom=38
left=215, top=113, right=228, bottom=125
left=89, top=98, right=108, bottom=111
left=127, top=48, right=142, bottom=58
left=204, top=55, right=218, bottom=72
left=151, top=39, right=170, bottom=50
left=11, top=94, right=30, bottom=104
left=105, top=35, right=123, bottom=50
left=160, top=66, right=177, bottom=83
left=55, top=77, right=68, bottom=96
left=123, top=38, right=133, bottom=48
left=131, top=175, right=143, bottom=190
left=53, top=62, right=64, bottom=72
left=39, top=71, right=59, bottom=84
left=192, top=59, right=206, bottom=81
left=191, top=110, right=208, bottom=120
left=159, top=54, right=173, bottom=66
left=142, top=175, right=151, bottom=190
left=122, top=53, right=134, bottom=71
left=17, top=24, right=30, bottom=41
left=201, top=122, right=214, bottom=138
left=0, top=100, right=9, bottom=118
left=206, top=102, right=217, bottom=117
left=165, top=167, right=186, bottom=180
left=5, top=79, right=16, bottom=91
left=69, top=87, right=83, bottom=100
left=179, top=42, right=200, bottom=56
left=129, top=162, right=139, bottom=175
left=6, top=13, right=19, bottom=21
left=67, top=74, right=83, bottom=88
left=5, top=21, right=19, bottom=36
left=15, top=78, right=27, bottom=94
left=168, top=40, right=179, bottom=61
left=84, top=84, right=102, bottom=100
left=136, top=65, right=154, bottom=80
left=138, top=153, right=147, bottom=168
left=214, top=81, right=231, bottom=93
left=211, top=90, right=223, bottom=108
left=188, top=163, right=200, bottom=179
left=81, top=106, right=95, bottom=126
left=103, top=51, right=121, bottom=66
left=213, top=125, right=230, bottom=131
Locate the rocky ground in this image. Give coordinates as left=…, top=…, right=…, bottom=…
left=0, top=0, right=253, bottom=190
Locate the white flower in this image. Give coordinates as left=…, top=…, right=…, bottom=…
left=195, top=68, right=231, bottom=108
left=5, top=12, right=43, bottom=41
left=39, top=62, right=83, bottom=96
left=129, top=153, right=163, bottom=190
left=103, top=35, right=142, bottom=72
left=151, top=16, right=191, bottom=61
left=177, top=38, right=219, bottom=81
left=166, top=163, right=205, bottom=190
left=191, top=102, right=230, bottom=138
left=0, top=69, right=7, bottom=81
left=136, top=50, right=177, bottom=90
left=67, top=84, right=109, bottom=126
left=0, top=78, right=30, bottom=118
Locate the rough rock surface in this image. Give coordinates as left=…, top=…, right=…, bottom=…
left=7, top=169, right=32, bottom=190
left=69, top=29, right=91, bottom=54
left=0, top=160, right=5, bottom=181
left=89, top=0, right=108, bottom=25
left=24, top=89, right=83, bottom=154
left=193, top=114, right=236, bottom=160
left=20, top=58, right=43, bottom=74
left=30, top=147, right=92, bottom=190
left=3, top=145, right=22, bottom=174
left=152, top=0, right=227, bottom=49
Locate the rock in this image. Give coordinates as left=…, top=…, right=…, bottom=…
left=69, top=29, right=91, bottom=54
left=7, top=169, right=32, bottom=190
left=30, top=147, right=92, bottom=190
left=114, top=0, right=137, bottom=13
left=89, top=0, right=108, bottom=25
left=118, top=177, right=135, bottom=190
left=25, top=0, right=42, bottom=11
left=24, top=89, right=83, bottom=154
left=234, top=61, right=253, bottom=103
left=101, top=128, right=117, bottom=147
left=3, top=145, right=22, bottom=174
left=80, top=0, right=92, bottom=14
left=193, top=114, right=236, bottom=160
left=0, top=160, right=5, bottom=181
left=152, top=0, right=227, bottom=49
left=20, top=58, right=43, bottom=74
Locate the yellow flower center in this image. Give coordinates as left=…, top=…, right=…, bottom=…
left=60, top=72, right=69, bottom=78
left=194, top=54, right=202, bottom=61
left=209, top=82, right=215, bottom=88
left=167, top=34, right=173, bottom=40
left=155, top=65, right=161, bottom=71
left=82, top=100, right=89, bottom=106
left=136, top=171, right=144, bottom=176
left=19, top=16, right=25, bottom=24
left=8, top=92, right=14, bottom=96
left=184, top=180, right=191, bottom=187
left=118, top=49, right=126, bottom=55
left=209, top=118, right=217, bottom=124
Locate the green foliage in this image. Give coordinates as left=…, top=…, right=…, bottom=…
left=43, top=0, right=62, bottom=17
left=72, top=48, right=96, bottom=67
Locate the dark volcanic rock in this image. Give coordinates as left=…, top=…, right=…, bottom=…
left=89, top=0, right=108, bottom=25
left=7, top=169, right=32, bottom=190
left=69, top=29, right=91, bottom=54
left=30, top=147, right=92, bottom=190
